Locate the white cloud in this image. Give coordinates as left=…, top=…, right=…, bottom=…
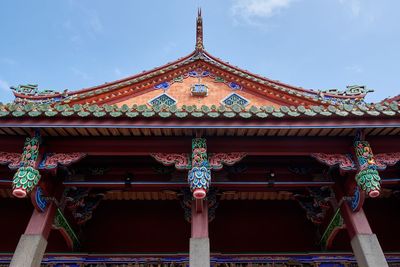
left=71, top=67, right=90, bottom=80
left=0, top=79, right=10, bottom=92
left=339, top=0, right=361, bottom=17
left=88, top=12, right=103, bottom=34
left=1, top=58, right=17, bottom=66
left=114, top=68, right=122, bottom=78
left=62, top=1, right=104, bottom=45
left=231, top=0, right=295, bottom=25
left=163, top=42, right=177, bottom=54
left=345, top=64, right=363, bottom=73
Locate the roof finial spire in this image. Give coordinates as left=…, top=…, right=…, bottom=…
left=196, top=8, right=204, bottom=51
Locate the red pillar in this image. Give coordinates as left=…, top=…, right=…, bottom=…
left=191, top=200, right=208, bottom=238
left=337, top=187, right=388, bottom=267
left=24, top=201, right=57, bottom=239
left=10, top=186, right=58, bottom=267
left=190, top=200, right=210, bottom=267
left=10, top=201, right=57, bottom=267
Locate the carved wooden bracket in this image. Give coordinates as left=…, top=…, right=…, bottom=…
left=311, top=153, right=356, bottom=171
left=39, top=153, right=87, bottom=170
left=150, top=153, right=191, bottom=170
left=375, top=152, right=400, bottom=170
left=311, top=152, right=400, bottom=171
left=209, top=153, right=247, bottom=170
left=151, top=152, right=247, bottom=171
left=0, top=152, right=21, bottom=169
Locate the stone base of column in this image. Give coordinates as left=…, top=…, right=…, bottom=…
left=10, top=234, right=47, bottom=267
left=351, top=234, right=388, bottom=267
left=190, top=237, right=210, bottom=267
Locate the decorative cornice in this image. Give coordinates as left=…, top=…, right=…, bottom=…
left=150, top=153, right=191, bottom=170
left=0, top=152, right=21, bottom=169
left=39, top=153, right=87, bottom=170
left=311, top=153, right=356, bottom=171
left=209, top=153, right=247, bottom=170
left=0, top=101, right=398, bottom=120
left=312, top=152, right=400, bottom=172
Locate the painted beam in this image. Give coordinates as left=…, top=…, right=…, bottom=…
left=0, top=136, right=400, bottom=155
left=1, top=116, right=400, bottom=129
left=2, top=179, right=400, bottom=190
left=60, top=181, right=335, bottom=190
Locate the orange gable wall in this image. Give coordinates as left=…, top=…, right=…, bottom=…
left=115, top=76, right=280, bottom=107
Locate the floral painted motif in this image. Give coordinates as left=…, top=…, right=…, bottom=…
left=150, top=153, right=191, bottom=170
left=39, top=153, right=87, bottom=170
left=311, top=153, right=356, bottom=171
left=354, top=141, right=381, bottom=198
left=209, top=153, right=247, bottom=170
left=188, top=138, right=211, bottom=199
left=374, top=152, right=400, bottom=170
left=12, top=135, right=41, bottom=198
left=0, top=152, right=21, bottom=169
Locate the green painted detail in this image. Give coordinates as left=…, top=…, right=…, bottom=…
left=12, top=135, right=41, bottom=196
left=354, top=140, right=381, bottom=196
left=53, top=208, right=81, bottom=249
left=320, top=208, right=344, bottom=249
left=355, top=169, right=381, bottom=196
left=12, top=166, right=41, bottom=193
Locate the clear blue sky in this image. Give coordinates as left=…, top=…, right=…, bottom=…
left=0, top=0, right=399, bottom=103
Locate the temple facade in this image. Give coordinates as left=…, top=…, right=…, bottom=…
left=1, top=10, right=400, bottom=267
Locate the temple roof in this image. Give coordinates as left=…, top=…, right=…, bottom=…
left=10, top=11, right=373, bottom=108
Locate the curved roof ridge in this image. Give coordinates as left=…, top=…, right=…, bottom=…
left=69, top=51, right=196, bottom=96
left=202, top=51, right=367, bottom=100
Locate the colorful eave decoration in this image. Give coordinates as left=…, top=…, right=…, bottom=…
left=0, top=101, right=399, bottom=120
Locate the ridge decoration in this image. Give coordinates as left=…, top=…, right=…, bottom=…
left=12, top=133, right=41, bottom=198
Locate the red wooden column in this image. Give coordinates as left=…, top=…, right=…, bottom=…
left=190, top=200, right=210, bottom=267
left=10, top=200, right=57, bottom=267
left=336, top=187, right=388, bottom=267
